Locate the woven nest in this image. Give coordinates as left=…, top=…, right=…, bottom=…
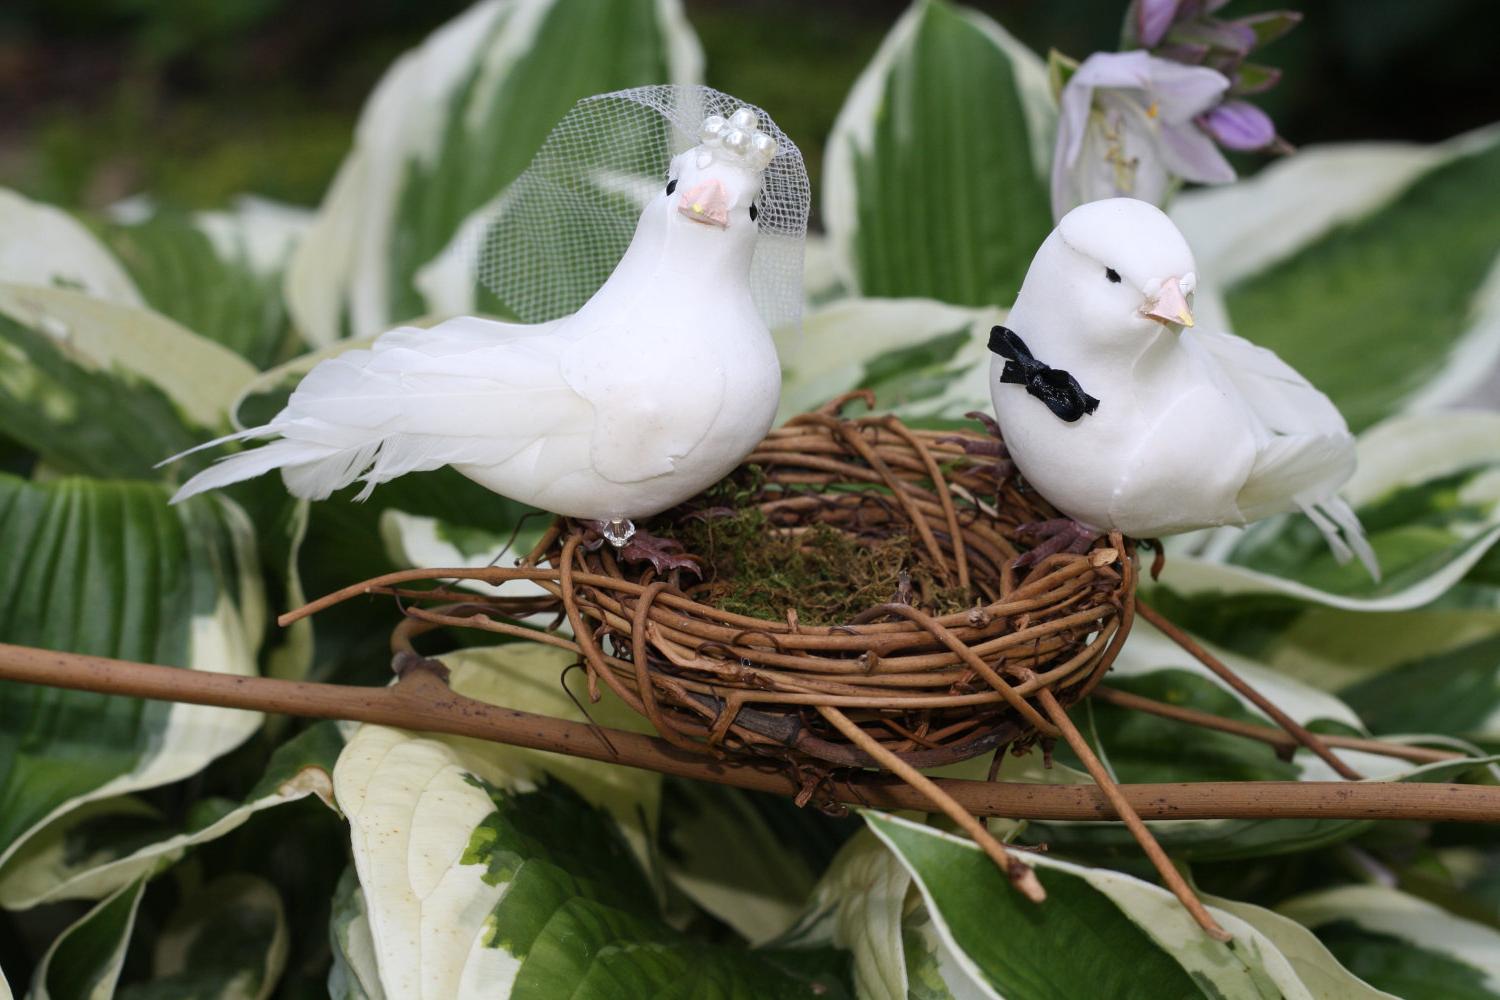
left=413, top=395, right=1138, bottom=783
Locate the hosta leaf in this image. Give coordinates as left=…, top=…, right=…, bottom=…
left=332, top=643, right=662, bottom=997
left=776, top=296, right=1000, bottom=423
left=869, top=812, right=1387, bottom=999
left=1173, top=126, right=1500, bottom=432
left=657, top=781, right=828, bottom=946
left=823, top=0, right=1053, bottom=307
left=1280, top=885, right=1500, bottom=999
left=0, top=188, right=143, bottom=306
left=286, top=0, right=703, bottom=345
left=0, top=722, right=340, bottom=909
left=379, top=509, right=549, bottom=602
left=455, top=779, right=850, bottom=999
left=102, top=198, right=310, bottom=370
left=30, top=877, right=147, bottom=1000
left=0, top=475, right=264, bottom=876
left=329, top=868, right=386, bottom=1000
left=334, top=643, right=852, bottom=998
left=775, top=831, right=910, bottom=1000
left=115, top=874, right=287, bottom=1000
left=1206, top=895, right=1398, bottom=999
left=1337, top=634, right=1500, bottom=742
left=0, top=283, right=256, bottom=479
left=1157, top=411, right=1500, bottom=634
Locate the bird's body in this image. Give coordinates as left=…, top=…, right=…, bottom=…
left=991, top=198, right=1375, bottom=573
left=171, top=109, right=786, bottom=526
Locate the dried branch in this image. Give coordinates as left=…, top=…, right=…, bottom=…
left=1137, top=602, right=1365, bottom=780
left=1092, top=685, right=1464, bottom=766
left=3, top=641, right=1497, bottom=824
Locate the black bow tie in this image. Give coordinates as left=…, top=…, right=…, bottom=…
left=987, top=326, right=1099, bottom=423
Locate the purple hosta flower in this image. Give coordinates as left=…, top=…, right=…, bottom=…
left=1051, top=50, right=1233, bottom=220
left=1125, top=0, right=1301, bottom=115
left=1199, top=99, right=1275, bottom=150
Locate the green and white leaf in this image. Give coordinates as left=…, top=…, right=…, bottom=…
left=332, top=643, right=662, bottom=998
left=777, top=296, right=1001, bottom=423
left=329, top=868, right=386, bottom=1000
left=0, top=476, right=264, bottom=876
left=1206, top=894, right=1399, bottom=999
left=103, top=196, right=311, bottom=369
left=869, top=812, right=1388, bottom=999
left=379, top=509, right=548, bottom=601
left=30, top=878, right=147, bottom=1000
left=824, top=0, right=1054, bottom=307
left=116, top=874, right=288, bottom=1000
left=1280, top=884, right=1500, bottom=999
left=0, top=188, right=143, bottom=306
left=1246, top=605, right=1500, bottom=696
left=0, top=723, right=340, bottom=909
left=1161, top=410, right=1500, bottom=614
left=776, top=831, right=910, bottom=1000
left=1173, top=125, right=1500, bottom=432
left=1334, top=632, right=1500, bottom=742
left=286, top=0, right=703, bottom=346
left=0, top=283, right=257, bottom=479
left=658, top=781, right=825, bottom=947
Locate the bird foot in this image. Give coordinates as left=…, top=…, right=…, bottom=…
left=1013, top=518, right=1101, bottom=568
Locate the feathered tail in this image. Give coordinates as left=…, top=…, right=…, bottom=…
left=164, top=322, right=524, bottom=504
left=1298, top=495, right=1380, bottom=581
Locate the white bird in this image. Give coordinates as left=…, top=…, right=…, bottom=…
left=989, top=197, right=1378, bottom=577
left=169, top=107, right=788, bottom=566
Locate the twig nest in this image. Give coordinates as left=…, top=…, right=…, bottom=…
left=540, top=395, right=1137, bottom=779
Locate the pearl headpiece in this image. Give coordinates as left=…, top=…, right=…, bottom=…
left=467, top=86, right=809, bottom=332
left=697, top=107, right=779, bottom=172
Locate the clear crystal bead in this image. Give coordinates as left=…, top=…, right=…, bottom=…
left=602, top=517, right=636, bottom=548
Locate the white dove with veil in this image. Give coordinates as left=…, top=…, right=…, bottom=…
left=988, top=197, right=1378, bottom=577
left=168, top=87, right=810, bottom=565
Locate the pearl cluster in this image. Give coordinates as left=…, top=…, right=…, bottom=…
left=697, top=107, right=778, bottom=172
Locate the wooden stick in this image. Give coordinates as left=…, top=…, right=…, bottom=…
left=817, top=704, right=1046, bottom=902
left=1092, top=686, right=1463, bottom=766
left=1137, top=603, right=1365, bottom=781
left=1035, top=687, right=1230, bottom=940
left=3, top=642, right=1498, bottom=823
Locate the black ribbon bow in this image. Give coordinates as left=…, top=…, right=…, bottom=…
left=987, top=325, right=1099, bottom=423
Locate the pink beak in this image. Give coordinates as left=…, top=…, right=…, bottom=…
left=677, top=179, right=730, bottom=228
left=1143, top=275, right=1195, bottom=328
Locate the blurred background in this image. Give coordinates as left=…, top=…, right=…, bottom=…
left=2, top=0, right=1497, bottom=215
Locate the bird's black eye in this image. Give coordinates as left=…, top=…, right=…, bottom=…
left=666, top=178, right=677, bottom=195
left=1105, top=267, right=1121, bottom=284
left=749, top=203, right=759, bottom=222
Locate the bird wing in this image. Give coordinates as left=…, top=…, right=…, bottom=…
left=170, top=315, right=589, bottom=502
left=558, top=324, right=726, bottom=485
left=1184, top=328, right=1378, bottom=576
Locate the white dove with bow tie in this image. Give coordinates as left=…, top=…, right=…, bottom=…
left=168, top=87, right=810, bottom=567
left=989, top=197, right=1378, bottom=577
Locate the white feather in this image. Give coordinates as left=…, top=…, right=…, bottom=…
left=990, top=198, right=1377, bottom=577
left=163, top=145, right=785, bottom=523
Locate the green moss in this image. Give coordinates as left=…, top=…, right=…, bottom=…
left=663, top=505, right=969, bottom=627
